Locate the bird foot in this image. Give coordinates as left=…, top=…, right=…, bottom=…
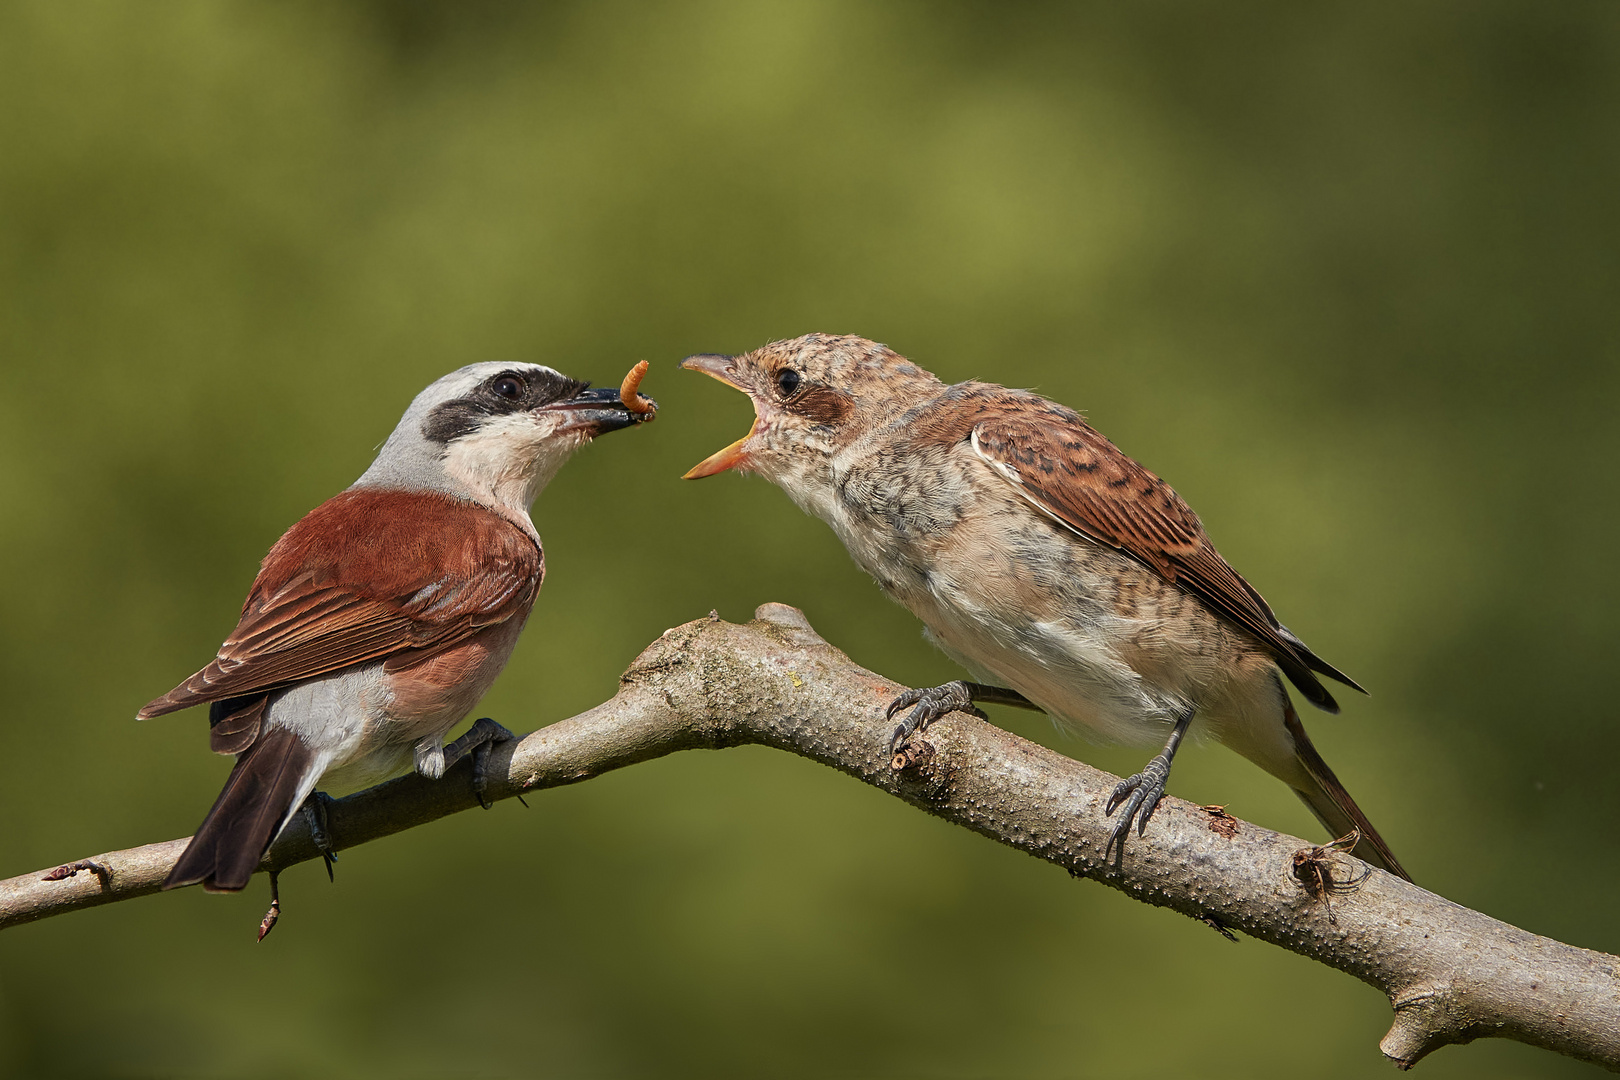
left=1104, top=752, right=1173, bottom=862
left=299, top=791, right=339, bottom=882
left=257, top=870, right=282, bottom=942
left=443, top=717, right=519, bottom=809
left=885, top=680, right=988, bottom=753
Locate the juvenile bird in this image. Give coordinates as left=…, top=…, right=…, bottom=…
left=682, top=334, right=1407, bottom=878
left=141, top=363, right=655, bottom=892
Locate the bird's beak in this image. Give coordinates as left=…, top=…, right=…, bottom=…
left=543, top=386, right=656, bottom=437
left=680, top=353, right=743, bottom=390
left=681, top=353, right=757, bottom=479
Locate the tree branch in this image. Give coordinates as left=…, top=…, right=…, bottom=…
left=3, top=604, right=1616, bottom=1070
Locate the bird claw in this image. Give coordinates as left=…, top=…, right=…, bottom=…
left=885, top=681, right=988, bottom=753
left=444, top=717, right=519, bottom=809
left=299, top=791, right=339, bottom=882
left=1104, top=753, right=1172, bottom=861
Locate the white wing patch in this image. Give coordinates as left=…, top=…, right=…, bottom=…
left=970, top=424, right=1109, bottom=548
left=969, top=427, right=1022, bottom=484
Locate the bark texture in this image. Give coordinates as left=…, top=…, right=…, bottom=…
left=3, top=604, right=1616, bottom=1070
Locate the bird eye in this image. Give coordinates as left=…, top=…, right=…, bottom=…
left=775, top=368, right=802, bottom=397
left=492, top=375, right=525, bottom=400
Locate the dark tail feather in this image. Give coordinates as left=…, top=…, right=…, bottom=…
left=1282, top=704, right=1412, bottom=883
left=1273, top=652, right=1341, bottom=715
left=164, top=726, right=315, bottom=893
left=209, top=695, right=267, bottom=755
left=1277, top=624, right=1367, bottom=696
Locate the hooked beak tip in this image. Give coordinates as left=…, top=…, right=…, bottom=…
left=545, top=386, right=652, bottom=436
left=680, top=353, right=743, bottom=388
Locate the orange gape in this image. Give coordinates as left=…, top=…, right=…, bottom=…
left=620, top=361, right=656, bottom=415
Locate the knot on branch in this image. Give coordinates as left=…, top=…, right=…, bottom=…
left=751, top=602, right=814, bottom=632
left=890, top=738, right=933, bottom=774
left=41, top=860, right=110, bottom=888
left=1381, top=984, right=1477, bottom=1070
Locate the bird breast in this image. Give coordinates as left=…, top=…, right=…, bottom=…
left=380, top=615, right=530, bottom=740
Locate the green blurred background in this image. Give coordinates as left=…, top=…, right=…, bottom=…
left=2, top=2, right=1617, bottom=1076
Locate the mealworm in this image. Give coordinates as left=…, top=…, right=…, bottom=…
left=620, top=360, right=655, bottom=414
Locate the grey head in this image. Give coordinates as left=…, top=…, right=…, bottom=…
left=354, top=361, right=651, bottom=514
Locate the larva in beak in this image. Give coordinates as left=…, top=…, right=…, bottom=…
left=620, top=361, right=656, bottom=416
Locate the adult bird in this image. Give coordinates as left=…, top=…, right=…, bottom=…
left=680, top=333, right=1407, bottom=879
left=141, top=363, right=655, bottom=892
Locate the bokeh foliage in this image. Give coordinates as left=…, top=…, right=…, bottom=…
left=2, top=2, right=1617, bottom=1076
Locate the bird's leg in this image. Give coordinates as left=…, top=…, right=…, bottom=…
left=299, top=791, right=339, bottom=882
left=886, top=681, right=1039, bottom=753
left=257, top=871, right=281, bottom=942
left=1105, top=705, right=1197, bottom=863
left=441, top=717, right=519, bottom=810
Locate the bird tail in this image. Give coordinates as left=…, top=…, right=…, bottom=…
left=164, top=725, right=317, bottom=893
left=1276, top=623, right=1367, bottom=696
left=1282, top=703, right=1412, bottom=883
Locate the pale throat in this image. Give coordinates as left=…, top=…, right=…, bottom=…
left=761, top=447, right=898, bottom=578
left=442, top=415, right=586, bottom=517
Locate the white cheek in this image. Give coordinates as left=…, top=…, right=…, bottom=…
left=442, top=413, right=585, bottom=512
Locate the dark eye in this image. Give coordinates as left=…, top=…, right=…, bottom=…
left=492, top=375, right=525, bottom=400
left=775, top=368, right=802, bottom=397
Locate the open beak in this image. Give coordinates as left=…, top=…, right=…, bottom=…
left=544, top=385, right=657, bottom=437
left=680, top=354, right=757, bottom=479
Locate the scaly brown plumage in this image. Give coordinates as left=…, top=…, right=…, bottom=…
left=681, top=333, right=1407, bottom=880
